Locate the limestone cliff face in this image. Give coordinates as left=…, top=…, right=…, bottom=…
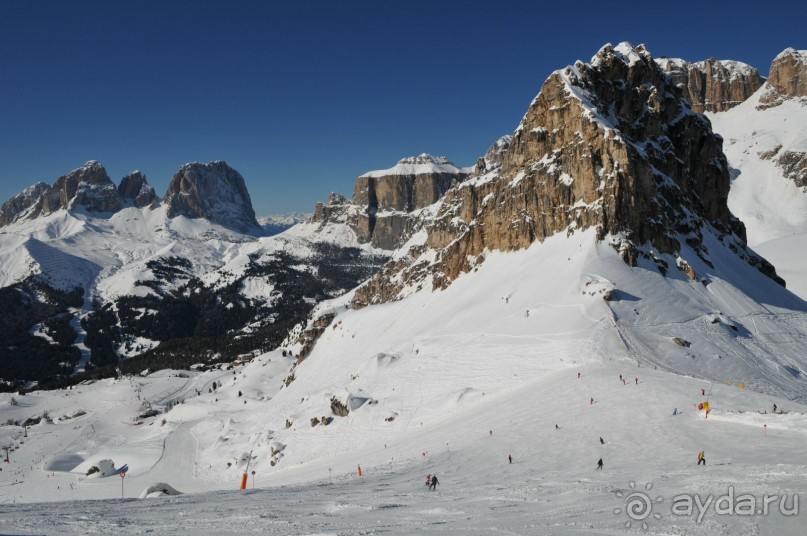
left=759, top=48, right=807, bottom=108
left=119, top=171, right=159, bottom=208
left=767, top=48, right=807, bottom=99
left=657, top=58, right=764, bottom=113
left=352, top=43, right=782, bottom=308
left=164, top=161, right=261, bottom=234
left=311, top=154, right=469, bottom=249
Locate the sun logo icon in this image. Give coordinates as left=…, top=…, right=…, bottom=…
left=613, top=481, right=663, bottom=530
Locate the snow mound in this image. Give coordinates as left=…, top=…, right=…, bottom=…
left=139, top=482, right=183, bottom=499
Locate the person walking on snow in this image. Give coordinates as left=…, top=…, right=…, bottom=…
left=577, top=372, right=581, bottom=379
left=596, top=458, right=603, bottom=470
left=619, top=374, right=622, bottom=381
left=599, top=437, right=605, bottom=445
left=701, top=388, right=705, bottom=396
left=555, top=424, right=560, bottom=430
left=773, top=403, right=777, bottom=413
left=635, top=377, right=638, bottom=385
left=590, top=397, right=594, bottom=405
left=430, top=474, right=439, bottom=490
left=426, top=474, right=431, bottom=486
left=697, top=451, right=706, bottom=465
left=508, top=454, right=512, bottom=464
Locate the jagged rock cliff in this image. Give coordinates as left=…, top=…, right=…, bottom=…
left=118, top=171, right=158, bottom=208
left=759, top=48, right=807, bottom=109
left=164, top=161, right=261, bottom=234
left=657, top=57, right=764, bottom=113
left=0, top=182, right=49, bottom=226
left=0, top=161, right=123, bottom=225
left=311, top=154, right=469, bottom=249
left=766, top=48, right=807, bottom=99
left=352, top=42, right=783, bottom=308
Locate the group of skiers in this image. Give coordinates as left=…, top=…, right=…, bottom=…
left=419, top=370, right=721, bottom=492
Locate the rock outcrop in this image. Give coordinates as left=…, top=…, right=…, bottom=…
left=164, top=161, right=261, bottom=234
left=311, top=154, right=469, bottom=249
left=0, top=182, right=49, bottom=226
left=118, top=171, right=158, bottom=208
left=0, top=161, right=124, bottom=225
left=353, top=42, right=783, bottom=308
left=657, top=57, right=764, bottom=113
left=759, top=48, right=807, bottom=108
left=46, top=161, right=122, bottom=214
left=767, top=48, right=807, bottom=99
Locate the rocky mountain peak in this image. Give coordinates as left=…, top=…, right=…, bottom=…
left=118, top=171, right=158, bottom=208
left=164, top=160, right=261, bottom=235
left=311, top=153, right=470, bottom=250
left=0, top=182, right=49, bottom=226
left=352, top=42, right=782, bottom=308
left=759, top=48, right=807, bottom=108
left=657, top=56, right=764, bottom=113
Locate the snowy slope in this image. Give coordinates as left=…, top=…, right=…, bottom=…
left=708, top=87, right=807, bottom=298
left=1, top=229, right=806, bottom=535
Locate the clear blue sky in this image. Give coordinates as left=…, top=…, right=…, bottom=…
left=1, top=1, right=804, bottom=216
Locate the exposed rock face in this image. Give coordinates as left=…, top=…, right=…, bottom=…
left=355, top=154, right=466, bottom=212
left=45, top=161, right=122, bottom=215
left=118, top=171, right=158, bottom=208
left=657, top=57, right=764, bottom=113
left=0, top=182, right=49, bottom=226
left=766, top=48, right=807, bottom=100
left=776, top=151, right=807, bottom=188
left=164, top=161, right=261, bottom=234
left=311, top=154, right=469, bottom=249
left=353, top=42, right=783, bottom=308
left=0, top=161, right=124, bottom=226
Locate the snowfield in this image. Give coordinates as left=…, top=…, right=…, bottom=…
left=709, top=87, right=807, bottom=301
left=2, top=228, right=806, bottom=534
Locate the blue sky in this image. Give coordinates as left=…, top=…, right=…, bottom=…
left=1, top=0, right=804, bottom=216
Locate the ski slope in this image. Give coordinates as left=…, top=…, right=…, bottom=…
left=2, top=228, right=806, bottom=534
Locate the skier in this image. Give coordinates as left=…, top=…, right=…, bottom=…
left=635, top=377, right=638, bottom=385
left=673, top=407, right=679, bottom=415
left=697, top=451, right=706, bottom=465
left=596, top=458, right=603, bottom=470
left=701, top=388, right=705, bottom=396
left=508, top=454, right=512, bottom=464
left=426, top=474, right=431, bottom=486
left=773, top=403, right=777, bottom=413
left=619, top=374, right=622, bottom=381
left=430, top=474, right=439, bottom=490
left=555, top=424, right=560, bottom=430
left=599, top=437, right=605, bottom=445
left=590, top=397, right=594, bottom=405
left=489, top=430, right=493, bottom=437
left=577, top=372, right=581, bottom=379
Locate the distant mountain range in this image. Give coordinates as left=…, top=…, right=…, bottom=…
left=1, top=44, right=806, bottom=398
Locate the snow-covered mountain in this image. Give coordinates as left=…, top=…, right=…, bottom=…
left=307, top=153, right=470, bottom=249
left=258, top=212, right=310, bottom=236
left=1, top=43, right=807, bottom=536
left=0, top=161, right=389, bottom=387
left=707, top=48, right=807, bottom=298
